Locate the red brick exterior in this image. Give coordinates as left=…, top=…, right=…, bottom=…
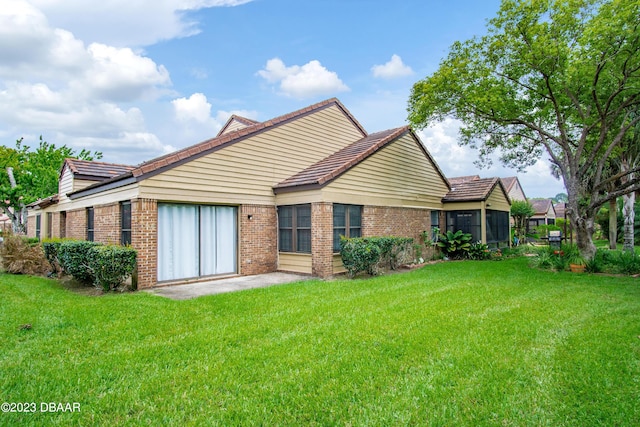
left=26, top=215, right=37, bottom=238
left=131, top=198, right=157, bottom=289
left=240, top=205, right=278, bottom=275
left=311, top=202, right=333, bottom=277
left=363, top=206, right=431, bottom=243
left=66, top=209, right=87, bottom=240
left=94, top=203, right=120, bottom=244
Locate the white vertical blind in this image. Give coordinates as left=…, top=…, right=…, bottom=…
left=157, top=204, right=199, bottom=281
left=216, top=206, right=237, bottom=274
left=158, top=204, right=237, bottom=281
left=200, top=206, right=217, bottom=276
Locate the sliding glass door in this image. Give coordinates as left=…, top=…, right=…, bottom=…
left=158, top=204, right=237, bottom=282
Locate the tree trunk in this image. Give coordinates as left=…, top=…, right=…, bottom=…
left=568, top=189, right=597, bottom=260
left=622, top=190, right=635, bottom=252
left=609, top=198, right=617, bottom=250
left=6, top=167, right=26, bottom=234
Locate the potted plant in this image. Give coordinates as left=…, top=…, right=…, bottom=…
left=568, top=253, right=586, bottom=273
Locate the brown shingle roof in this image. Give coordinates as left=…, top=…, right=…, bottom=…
left=448, top=175, right=480, bottom=186
left=63, top=158, right=134, bottom=181
left=442, top=177, right=503, bottom=202
left=273, top=127, right=410, bottom=192
left=131, top=98, right=367, bottom=180
left=531, top=199, right=555, bottom=215
left=500, top=176, right=517, bottom=192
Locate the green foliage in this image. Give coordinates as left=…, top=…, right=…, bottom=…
left=58, top=240, right=102, bottom=284
left=340, top=236, right=414, bottom=277
left=88, top=245, right=137, bottom=291
left=42, top=238, right=66, bottom=275
left=510, top=200, right=535, bottom=240
left=0, top=232, right=49, bottom=275
left=436, top=230, right=472, bottom=259
left=467, top=241, right=492, bottom=260
left=407, top=0, right=640, bottom=258
left=0, top=136, right=101, bottom=232
left=340, top=237, right=382, bottom=277
left=596, top=200, right=640, bottom=244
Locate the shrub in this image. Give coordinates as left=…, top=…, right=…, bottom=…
left=42, top=238, right=66, bottom=275
left=340, top=237, right=382, bottom=277
left=88, top=245, right=137, bottom=291
left=437, top=230, right=472, bottom=259
left=0, top=232, right=50, bottom=275
left=58, top=240, right=102, bottom=284
left=340, top=236, right=414, bottom=277
left=614, top=251, right=640, bottom=275
left=468, top=241, right=491, bottom=260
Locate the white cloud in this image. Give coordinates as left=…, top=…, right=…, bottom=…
left=29, top=0, right=254, bottom=47
left=80, top=43, right=171, bottom=102
left=417, top=119, right=565, bottom=198
left=257, top=58, right=349, bottom=99
left=371, top=54, right=414, bottom=79
left=172, top=93, right=212, bottom=122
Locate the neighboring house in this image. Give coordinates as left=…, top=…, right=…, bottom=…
left=442, top=177, right=512, bottom=248
left=0, top=214, right=10, bottom=232
left=27, top=98, right=461, bottom=288
left=529, top=199, right=557, bottom=228
left=499, top=176, right=527, bottom=202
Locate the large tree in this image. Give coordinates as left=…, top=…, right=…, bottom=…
left=0, top=136, right=100, bottom=233
left=408, top=0, right=640, bottom=259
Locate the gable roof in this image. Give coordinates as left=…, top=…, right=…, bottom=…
left=442, top=177, right=506, bottom=202
left=69, top=98, right=368, bottom=199
left=273, top=127, right=450, bottom=194
left=216, top=114, right=260, bottom=137
left=448, top=175, right=480, bottom=186
left=531, top=199, right=555, bottom=215
left=62, top=158, right=134, bottom=181
left=132, top=98, right=366, bottom=180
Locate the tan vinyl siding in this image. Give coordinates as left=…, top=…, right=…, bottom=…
left=52, top=184, right=139, bottom=212
left=279, top=253, right=312, bottom=274
left=323, top=134, right=448, bottom=209
left=139, top=105, right=364, bottom=204
left=58, top=166, right=74, bottom=203
left=332, top=254, right=346, bottom=274
left=487, top=187, right=511, bottom=211
left=443, top=201, right=483, bottom=211
left=220, top=119, right=250, bottom=135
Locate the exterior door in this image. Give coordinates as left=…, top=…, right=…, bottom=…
left=157, top=204, right=237, bottom=282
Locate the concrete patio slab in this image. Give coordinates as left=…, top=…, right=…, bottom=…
left=146, top=272, right=312, bottom=300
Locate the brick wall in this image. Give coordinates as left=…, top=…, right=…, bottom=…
left=311, top=202, right=333, bottom=277
left=240, top=205, right=277, bottom=275
left=363, top=206, right=431, bottom=243
left=51, top=212, right=60, bottom=238
left=94, top=203, right=120, bottom=244
left=66, top=209, right=87, bottom=240
left=131, top=198, right=157, bottom=289
left=26, top=215, right=36, bottom=238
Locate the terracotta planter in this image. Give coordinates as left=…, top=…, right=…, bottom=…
left=570, top=263, right=586, bottom=273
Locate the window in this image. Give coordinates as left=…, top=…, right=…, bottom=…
left=278, top=204, right=311, bottom=253
left=120, top=201, right=132, bottom=246
left=486, top=210, right=509, bottom=245
left=430, top=210, right=440, bottom=240
left=46, top=212, right=53, bottom=239
left=157, top=204, right=237, bottom=281
left=446, top=210, right=481, bottom=242
left=35, top=214, right=41, bottom=240
left=333, top=204, right=362, bottom=252
left=60, top=212, right=66, bottom=238
left=86, top=207, right=94, bottom=241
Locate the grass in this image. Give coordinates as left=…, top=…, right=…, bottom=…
left=1, top=257, right=639, bottom=426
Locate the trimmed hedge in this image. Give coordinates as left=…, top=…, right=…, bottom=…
left=56, top=240, right=137, bottom=291
left=340, top=236, right=414, bottom=277
left=58, top=240, right=101, bottom=284
left=88, top=245, right=137, bottom=291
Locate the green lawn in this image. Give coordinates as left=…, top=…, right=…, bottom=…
left=1, top=258, right=639, bottom=426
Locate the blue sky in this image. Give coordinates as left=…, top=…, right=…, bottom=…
left=1, top=0, right=565, bottom=198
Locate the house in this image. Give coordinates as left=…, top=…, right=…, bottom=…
left=499, top=176, right=527, bottom=202
left=529, top=199, right=556, bottom=228
left=27, top=98, right=510, bottom=288
left=442, top=177, right=512, bottom=248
